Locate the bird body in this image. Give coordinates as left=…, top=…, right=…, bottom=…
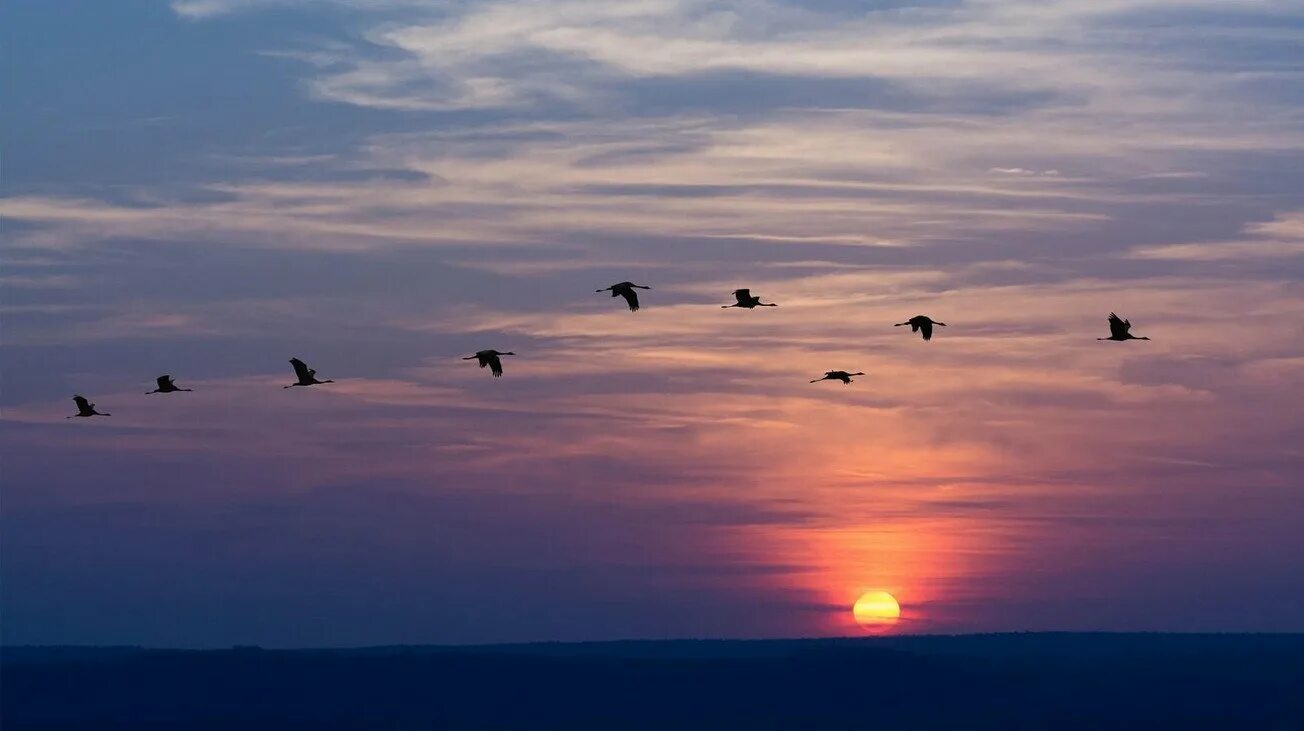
left=596, top=281, right=650, bottom=311
left=811, top=370, right=865, bottom=384
left=464, top=349, right=515, bottom=377
left=285, top=358, right=334, bottom=388
left=895, top=315, right=946, bottom=341
left=1098, top=313, right=1150, bottom=341
left=68, top=395, right=109, bottom=418
left=723, top=288, right=778, bottom=309
left=147, top=375, right=192, bottom=394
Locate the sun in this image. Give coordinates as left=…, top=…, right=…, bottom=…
left=853, top=591, right=901, bottom=630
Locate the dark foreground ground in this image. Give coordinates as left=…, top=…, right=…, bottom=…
left=4, top=633, right=1304, bottom=729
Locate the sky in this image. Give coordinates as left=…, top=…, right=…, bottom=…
left=2, top=0, right=1303, bottom=647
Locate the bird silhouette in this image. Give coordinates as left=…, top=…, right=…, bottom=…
left=810, top=370, right=865, bottom=384
left=596, top=282, right=651, bottom=311
left=67, top=395, right=109, bottom=418
left=284, top=357, right=334, bottom=388
left=722, top=288, right=778, bottom=309
left=895, top=315, right=946, bottom=341
left=147, top=375, right=192, bottom=394
left=1098, top=312, right=1150, bottom=341
left=464, top=349, right=515, bottom=377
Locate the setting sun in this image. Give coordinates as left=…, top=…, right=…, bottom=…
left=853, top=591, right=902, bottom=629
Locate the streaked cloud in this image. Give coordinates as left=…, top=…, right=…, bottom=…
left=1132, top=210, right=1304, bottom=260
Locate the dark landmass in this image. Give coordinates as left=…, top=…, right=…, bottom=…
left=4, top=633, right=1303, bottom=729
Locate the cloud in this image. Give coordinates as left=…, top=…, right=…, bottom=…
left=170, top=0, right=421, bottom=20
left=989, top=167, right=1060, bottom=176
left=1131, top=210, right=1304, bottom=260
left=0, top=274, right=79, bottom=289
left=231, top=0, right=1304, bottom=158
left=14, top=2, right=1304, bottom=267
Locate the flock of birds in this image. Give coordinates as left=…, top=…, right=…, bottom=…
left=65, top=283, right=1151, bottom=418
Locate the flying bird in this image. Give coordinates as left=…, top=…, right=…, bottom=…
left=895, top=315, right=946, bottom=341
left=810, top=370, right=865, bottom=385
left=722, top=288, right=778, bottom=309
left=67, top=395, right=109, bottom=418
left=284, top=357, right=334, bottom=388
left=464, top=349, right=515, bottom=377
left=596, top=281, right=651, bottom=312
left=1098, top=312, right=1150, bottom=341
left=147, top=375, right=192, bottom=394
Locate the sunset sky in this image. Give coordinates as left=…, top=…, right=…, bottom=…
left=2, top=0, right=1303, bottom=647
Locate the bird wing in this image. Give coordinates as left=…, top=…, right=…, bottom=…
left=487, top=353, right=503, bottom=376
left=734, top=288, right=751, bottom=304
left=921, top=320, right=934, bottom=340
left=157, top=375, right=171, bottom=389
left=290, top=358, right=312, bottom=381
left=1107, top=313, right=1128, bottom=338
left=618, top=287, right=640, bottom=311
left=73, top=395, right=90, bottom=411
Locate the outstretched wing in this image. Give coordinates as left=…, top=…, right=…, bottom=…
left=733, top=288, right=751, bottom=304
left=618, top=287, right=640, bottom=311
left=920, top=320, right=934, bottom=341
left=289, top=358, right=312, bottom=381
left=157, top=375, right=172, bottom=389
left=1107, top=313, right=1129, bottom=338
left=487, top=353, right=504, bottom=377
left=73, top=395, right=90, bottom=411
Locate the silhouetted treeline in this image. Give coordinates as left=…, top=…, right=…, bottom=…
left=4, top=633, right=1304, bottom=730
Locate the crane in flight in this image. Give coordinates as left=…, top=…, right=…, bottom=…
left=464, top=349, right=515, bottom=377
left=596, top=282, right=651, bottom=312
left=284, top=358, right=334, bottom=388
left=67, top=395, right=110, bottom=418
left=722, top=288, right=778, bottom=309
left=147, top=375, right=192, bottom=394
left=1098, top=313, right=1150, bottom=341
left=810, top=370, right=865, bottom=385
left=895, top=315, right=946, bottom=341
